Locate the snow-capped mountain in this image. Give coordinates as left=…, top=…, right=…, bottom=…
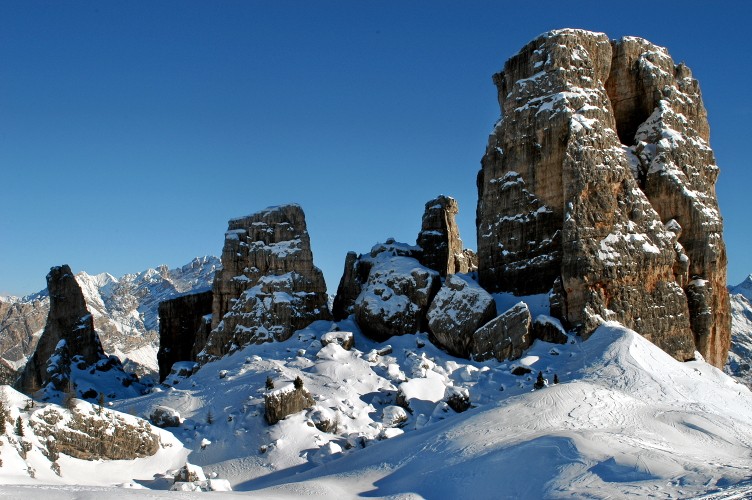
left=0, top=257, right=220, bottom=381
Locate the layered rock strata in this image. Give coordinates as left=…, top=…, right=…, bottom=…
left=157, top=290, right=213, bottom=382
left=476, top=29, right=729, bottom=366
left=200, top=205, right=331, bottom=360
left=416, top=195, right=477, bottom=276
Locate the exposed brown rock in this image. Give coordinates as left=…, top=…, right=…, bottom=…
left=201, top=205, right=330, bottom=361
left=332, top=251, right=371, bottom=321
left=351, top=241, right=440, bottom=341
left=472, top=302, right=532, bottom=362
left=476, top=29, right=728, bottom=366
left=416, top=195, right=475, bottom=276
left=0, top=297, right=48, bottom=377
left=264, top=385, right=315, bottom=425
left=17, top=266, right=106, bottom=393
left=157, top=290, right=213, bottom=382
left=426, top=275, right=496, bottom=357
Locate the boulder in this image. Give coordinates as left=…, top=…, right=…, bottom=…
left=351, top=241, right=440, bottom=341
left=476, top=29, right=728, bottom=366
left=321, top=331, right=354, bottom=351
left=150, top=406, right=181, bottom=428
left=427, top=275, right=496, bottom=357
left=532, top=315, right=568, bottom=344
left=264, top=384, right=315, bottom=425
left=471, top=302, right=532, bottom=362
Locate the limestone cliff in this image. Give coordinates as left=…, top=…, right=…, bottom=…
left=476, top=29, right=729, bottom=367
left=157, top=290, right=213, bottom=382
left=200, top=205, right=330, bottom=361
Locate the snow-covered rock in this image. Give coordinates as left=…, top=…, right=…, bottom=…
left=472, top=302, right=532, bottom=362
left=427, top=274, right=496, bottom=357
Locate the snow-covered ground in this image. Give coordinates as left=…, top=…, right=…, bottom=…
left=2, top=306, right=750, bottom=498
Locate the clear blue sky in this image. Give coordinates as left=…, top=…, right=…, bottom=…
left=2, top=1, right=750, bottom=296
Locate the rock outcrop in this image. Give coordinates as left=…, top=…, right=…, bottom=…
left=264, top=384, right=315, bottom=425
left=338, top=241, right=440, bottom=341
left=426, top=275, right=496, bottom=357
left=476, top=29, right=729, bottom=367
left=0, top=296, right=48, bottom=380
left=416, top=195, right=476, bottom=276
left=472, top=302, right=533, bottom=362
left=157, top=290, right=213, bottom=382
left=15, top=265, right=140, bottom=399
left=200, top=205, right=330, bottom=361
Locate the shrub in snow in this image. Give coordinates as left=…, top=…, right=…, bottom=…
left=150, top=406, right=181, bottom=428
left=321, top=330, right=355, bottom=350
left=534, top=371, right=547, bottom=390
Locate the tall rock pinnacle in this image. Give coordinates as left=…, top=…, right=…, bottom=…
left=16, top=265, right=118, bottom=395
left=199, top=204, right=331, bottom=361
left=476, top=29, right=729, bottom=367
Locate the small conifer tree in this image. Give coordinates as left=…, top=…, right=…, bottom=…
left=206, top=410, right=214, bottom=425
left=265, top=376, right=274, bottom=391
left=534, top=371, right=546, bottom=390
left=553, top=374, right=559, bottom=384
left=293, top=376, right=304, bottom=390
left=0, top=400, right=6, bottom=434
left=97, top=393, right=105, bottom=416
left=15, top=416, right=24, bottom=437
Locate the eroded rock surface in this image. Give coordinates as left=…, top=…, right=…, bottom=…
left=427, top=275, right=496, bottom=357
left=416, top=195, right=476, bottom=276
left=476, top=29, right=728, bottom=366
left=201, top=205, right=330, bottom=361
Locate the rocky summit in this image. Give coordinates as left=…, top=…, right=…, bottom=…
left=476, top=29, right=729, bottom=367
left=16, top=265, right=140, bottom=399
left=199, top=204, right=331, bottom=361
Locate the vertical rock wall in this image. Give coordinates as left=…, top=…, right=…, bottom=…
left=476, top=29, right=729, bottom=367
left=157, top=290, right=213, bottom=382
left=201, top=205, right=331, bottom=360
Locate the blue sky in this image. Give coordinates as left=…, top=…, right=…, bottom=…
left=2, top=1, right=751, bottom=296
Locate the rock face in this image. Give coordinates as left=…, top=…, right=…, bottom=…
left=426, top=275, right=496, bottom=357
left=472, top=303, right=533, bottom=362
left=264, top=384, right=315, bottom=425
left=476, top=29, right=729, bottom=367
left=201, top=205, right=330, bottom=361
left=17, top=266, right=106, bottom=393
left=157, top=290, right=213, bottom=382
left=339, top=241, right=440, bottom=341
left=416, top=195, right=476, bottom=276
left=0, top=296, right=48, bottom=379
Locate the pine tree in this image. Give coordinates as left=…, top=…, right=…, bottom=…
left=15, top=416, right=24, bottom=437
left=206, top=410, right=214, bottom=425
left=553, top=374, right=559, bottom=384
left=0, top=400, right=6, bottom=434
left=97, top=393, right=105, bottom=416
left=265, top=376, right=274, bottom=391
left=534, top=371, right=546, bottom=390
left=293, top=376, right=304, bottom=390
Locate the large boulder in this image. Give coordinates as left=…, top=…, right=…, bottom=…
left=200, top=205, right=331, bottom=361
left=264, top=384, right=315, bottom=425
left=476, top=29, right=728, bottom=366
left=472, top=302, right=532, bottom=362
left=353, top=242, right=441, bottom=341
left=427, top=275, right=496, bottom=357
